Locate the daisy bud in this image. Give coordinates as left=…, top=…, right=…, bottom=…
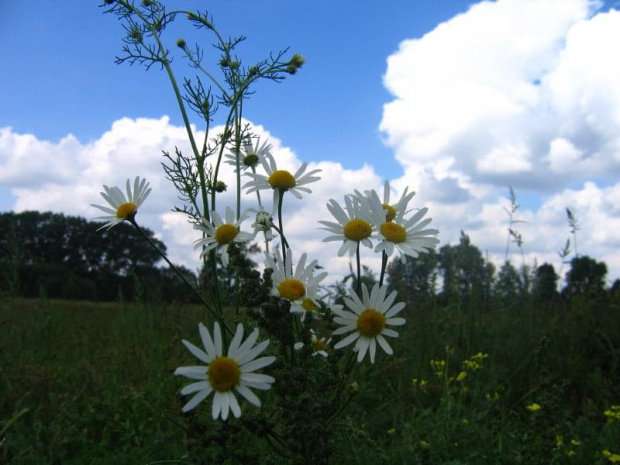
left=346, top=382, right=360, bottom=395
left=290, top=53, right=305, bottom=68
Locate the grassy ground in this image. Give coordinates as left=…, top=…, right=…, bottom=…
left=1, top=296, right=619, bottom=464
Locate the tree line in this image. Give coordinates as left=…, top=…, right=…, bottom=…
left=1, top=211, right=617, bottom=309
left=0, top=211, right=198, bottom=302
left=385, top=231, right=618, bottom=312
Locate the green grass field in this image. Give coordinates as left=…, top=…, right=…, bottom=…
left=1, top=296, right=619, bottom=464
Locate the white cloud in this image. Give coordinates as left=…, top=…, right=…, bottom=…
left=477, top=144, right=532, bottom=174
left=379, top=0, right=620, bottom=284
left=0, top=117, right=385, bottom=285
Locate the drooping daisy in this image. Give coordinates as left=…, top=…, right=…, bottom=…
left=91, top=176, right=151, bottom=230
left=318, top=194, right=374, bottom=256
left=333, top=283, right=406, bottom=364
left=366, top=189, right=439, bottom=260
left=294, top=329, right=331, bottom=357
left=266, top=249, right=327, bottom=315
left=243, top=152, right=321, bottom=210
left=175, top=322, right=275, bottom=420
left=224, top=136, right=272, bottom=172
left=250, top=207, right=275, bottom=242
left=194, top=206, right=254, bottom=266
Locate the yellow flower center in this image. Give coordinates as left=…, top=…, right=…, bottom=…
left=302, top=298, right=318, bottom=312
left=243, top=153, right=259, bottom=167
left=356, top=309, right=386, bottom=338
left=208, top=356, right=240, bottom=391
left=214, top=224, right=239, bottom=245
left=268, top=170, right=296, bottom=189
left=343, top=219, right=372, bottom=241
left=116, top=202, right=137, bottom=219
left=380, top=222, right=406, bottom=243
left=277, top=278, right=306, bottom=301
left=312, top=338, right=326, bottom=352
left=382, top=203, right=397, bottom=222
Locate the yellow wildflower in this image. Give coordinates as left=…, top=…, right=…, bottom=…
left=526, top=403, right=541, bottom=412
left=430, top=359, right=446, bottom=377
left=603, top=450, right=620, bottom=463
left=604, top=405, right=620, bottom=424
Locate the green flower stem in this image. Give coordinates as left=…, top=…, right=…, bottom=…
left=379, top=250, right=388, bottom=287
left=234, top=103, right=242, bottom=220
left=118, top=0, right=210, bottom=222
left=277, top=190, right=287, bottom=264
left=355, top=242, right=361, bottom=297
left=130, top=219, right=233, bottom=336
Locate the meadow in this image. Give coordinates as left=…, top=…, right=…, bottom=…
left=1, top=293, right=619, bottom=464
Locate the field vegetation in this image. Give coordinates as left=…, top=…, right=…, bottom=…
left=1, top=250, right=619, bottom=463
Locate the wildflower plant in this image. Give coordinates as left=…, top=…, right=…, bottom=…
left=94, top=0, right=439, bottom=461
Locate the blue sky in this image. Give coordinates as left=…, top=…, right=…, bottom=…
left=1, top=1, right=473, bottom=179
left=3, top=0, right=620, bottom=284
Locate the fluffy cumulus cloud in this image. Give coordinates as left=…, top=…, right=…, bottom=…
left=380, top=0, right=620, bottom=282
left=0, top=117, right=386, bottom=285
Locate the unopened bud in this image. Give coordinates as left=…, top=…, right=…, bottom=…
left=176, top=38, right=186, bottom=48
left=346, top=382, right=360, bottom=395
left=290, top=53, right=305, bottom=68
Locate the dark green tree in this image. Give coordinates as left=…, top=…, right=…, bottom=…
left=562, top=255, right=607, bottom=298
left=495, top=261, right=522, bottom=308
left=386, top=249, right=438, bottom=309
left=532, top=263, right=559, bottom=302
left=0, top=211, right=174, bottom=301
left=438, top=231, right=495, bottom=308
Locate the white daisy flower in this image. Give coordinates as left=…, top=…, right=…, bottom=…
left=370, top=181, right=416, bottom=223
left=366, top=189, right=439, bottom=260
left=250, top=208, right=275, bottom=242
left=294, top=329, right=331, bottom=357
left=175, top=322, right=276, bottom=420
left=193, top=206, right=254, bottom=266
left=243, top=152, right=321, bottom=210
left=318, top=194, right=374, bottom=256
left=225, top=136, right=272, bottom=172
left=91, top=176, right=151, bottom=230
left=333, top=283, right=406, bottom=364
left=266, top=249, right=327, bottom=315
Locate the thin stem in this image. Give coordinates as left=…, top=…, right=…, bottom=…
left=130, top=219, right=233, bottom=336
left=355, top=242, right=361, bottom=297
left=379, top=251, right=388, bottom=287
left=277, top=190, right=287, bottom=264
left=119, top=1, right=210, bottom=222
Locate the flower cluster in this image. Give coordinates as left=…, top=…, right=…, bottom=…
left=319, top=181, right=439, bottom=261
left=92, top=132, right=440, bottom=421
